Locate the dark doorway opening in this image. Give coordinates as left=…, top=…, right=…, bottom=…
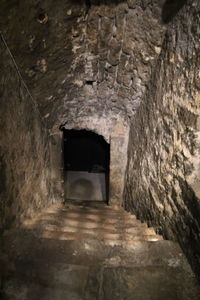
left=62, top=129, right=110, bottom=203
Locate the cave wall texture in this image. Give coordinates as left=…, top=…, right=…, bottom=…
left=0, top=0, right=200, bottom=278
left=124, top=0, right=200, bottom=278
left=0, top=38, right=55, bottom=232
left=0, top=0, right=166, bottom=127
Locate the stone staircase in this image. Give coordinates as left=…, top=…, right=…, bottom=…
left=25, top=201, right=163, bottom=245
left=1, top=201, right=200, bottom=300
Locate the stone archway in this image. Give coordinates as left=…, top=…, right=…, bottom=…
left=58, top=115, right=129, bottom=206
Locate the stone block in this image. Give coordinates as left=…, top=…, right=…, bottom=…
left=127, top=0, right=138, bottom=9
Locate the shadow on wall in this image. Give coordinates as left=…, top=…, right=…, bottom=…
left=68, top=0, right=126, bottom=6
left=162, top=0, right=187, bottom=23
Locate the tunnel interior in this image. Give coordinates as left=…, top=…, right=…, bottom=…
left=63, top=129, right=110, bottom=202
left=1, top=0, right=200, bottom=290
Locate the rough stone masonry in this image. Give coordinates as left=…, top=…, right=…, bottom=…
left=0, top=0, right=200, bottom=280
left=124, top=0, right=200, bottom=279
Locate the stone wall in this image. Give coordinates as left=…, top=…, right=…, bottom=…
left=0, top=1, right=166, bottom=128
left=124, top=0, right=200, bottom=278
left=0, top=0, right=168, bottom=206
left=0, top=37, right=58, bottom=232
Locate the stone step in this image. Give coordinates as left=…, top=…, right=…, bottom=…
left=40, top=229, right=163, bottom=244
left=60, top=208, right=135, bottom=219
left=35, top=223, right=156, bottom=236
left=3, top=232, right=189, bottom=269
left=4, top=271, right=88, bottom=300
left=23, top=202, right=162, bottom=248
left=103, top=236, right=167, bottom=246
left=29, top=210, right=137, bottom=227
left=27, top=216, right=147, bottom=230
left=4, top=262, right=199, bottom=300
left=64, top=201, right=125, bottom=211
left=41, top=205, right=136, bottom=215
left=3, top=202, right=200, bottom=300
left=33, top=211, right=139, bottom=222
left=42, top=210, right=103, bottom=218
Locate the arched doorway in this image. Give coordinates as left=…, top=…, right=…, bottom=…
left=62, top=129, right=110, bottom=203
